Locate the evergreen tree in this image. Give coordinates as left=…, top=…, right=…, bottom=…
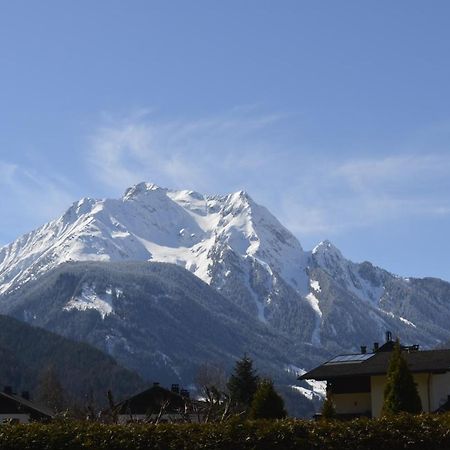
left=381, top=340, right=422, bottom=415
left=320, top=390, right=336, bottom=420
left=249, top=379, right=286, bottom=419
left=227, top=355, right=259, bottom=410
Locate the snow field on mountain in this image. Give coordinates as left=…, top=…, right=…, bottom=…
left=1, top=181, right=448, bottom=351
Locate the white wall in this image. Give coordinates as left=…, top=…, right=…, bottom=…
left=332, top=370, right=450, bottom=418
left=371, top=373, right=433, bottom=417
left=333, top=393, right=371, bottom=415
left=430, top=372, right=450, bottom=411
left=118, top=413, right=202, bottom=424
left=0, top=414, right=30, bottom=424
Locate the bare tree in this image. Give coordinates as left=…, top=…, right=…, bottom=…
left=195, top=362, right=232, bottom=422
left=35, top=366, right=67, bottom=414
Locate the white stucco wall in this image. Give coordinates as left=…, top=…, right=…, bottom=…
left=430, top=372, right=450, bottom=411
left=329, top=370, right=450, bottom=418
left=371, top=373, right=433, bottom=417
left=0, top=414, right=30, bottom=424
left=333, top=393, right=371, bottom=415
left=370, top=375, right=385, bottom=418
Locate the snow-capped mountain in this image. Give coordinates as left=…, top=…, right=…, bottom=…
left=1, top=182, right=450, bottom=355
left=0, top=182, right=309, bottom=314
left=2, top=184, right=293, bottom=286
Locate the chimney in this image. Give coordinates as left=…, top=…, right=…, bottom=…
left=171, top=384, right=180, bottom=394
left=153, top=382, right=160, bottom=388
left=360, top=346, right=367, bottom=354
left=21, top=391, right=30, bottom=401
left=386, top=331, right=392, bottom=342
left=3, top=386, right=12, bottom=395
left=373, top=342, right=379, bottom=352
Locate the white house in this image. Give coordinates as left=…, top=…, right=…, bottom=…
left=300, top=333, right=450, bottom=418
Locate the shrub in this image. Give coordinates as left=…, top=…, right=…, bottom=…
left=320, top=392, right=336, bottom=420
left=0, top=414, right=450, bottom=450
left=249, top=379, right=286, bottom=419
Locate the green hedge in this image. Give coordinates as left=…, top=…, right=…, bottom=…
left=1, top=414, right=450, bottom=450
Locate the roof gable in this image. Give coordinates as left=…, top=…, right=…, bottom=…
left=0, top=392, right=53, bottom=418
left=117, top=385, right=188, bottom=415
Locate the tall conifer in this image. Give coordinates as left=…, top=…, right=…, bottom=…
left=227, top=355, right=259, bottom=410
left=381, top=340, right=422, bottom=415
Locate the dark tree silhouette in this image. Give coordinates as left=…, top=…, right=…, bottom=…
left=320, top=390, right=336, bottom=420
left=227, top=355, right=259, bottom=411
left=249, top=379, right=286, bottom=419
left=382, top=340, right=422, bottom=415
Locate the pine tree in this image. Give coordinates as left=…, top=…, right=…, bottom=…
left=249, top=379, right=286, bottom=419
left=227, top=355, right=259, bottom=410
left=381, top=340, right=422, bottom=415
left=320, top=390, right=336, bottom=420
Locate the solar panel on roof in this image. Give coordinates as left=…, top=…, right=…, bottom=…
left=325, top=353, right=374, bottom=365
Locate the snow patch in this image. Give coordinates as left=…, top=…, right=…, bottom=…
left=291, top=385, right=324, bottom=401
left=285, top=364, right=304, bottom=377
left=305, top=292, right=322, bottom=345
left=310, top=279, right=321, bottom=292
left=399, top=316, right=417, bottom=328
left=285, top=365, right=327, bottom=399
left=304, top=378, right=327, bottom=397
left=381, top=310, right=395, bottom=319
left=63, top=284, right=114, bottom=319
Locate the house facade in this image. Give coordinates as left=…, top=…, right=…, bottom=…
left=300, top=335, right=450, bottom=418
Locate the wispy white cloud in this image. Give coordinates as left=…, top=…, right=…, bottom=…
left=278, top=154, right=450, bottom=236
left=87, top=109, right=282, bottom=194
left=335, top=155, right=450, bottom=190
left=2, top=106, right=449, bottom=259
left=87, top=109, right=450, bottom=240
left=0, top=160, right=76, bottom=243
left=0, top=161, right=18, bottom=182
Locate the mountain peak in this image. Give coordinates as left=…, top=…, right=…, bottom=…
left=311, top=240, right=345, bottom=270
left=123, top=182, right=165, bottom=201
left=312, top=240, right=341, bottom=255
left=224, top=190, right=256, bottom=213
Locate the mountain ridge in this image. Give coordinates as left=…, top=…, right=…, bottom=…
left=1, top=182, right=450, bottom=375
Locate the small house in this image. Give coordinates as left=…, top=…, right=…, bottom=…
left=0, top=387, right=53, bottom=424
left=300, top=332, right=450, bottom=418
left=115, top=382, right=202, bottom=423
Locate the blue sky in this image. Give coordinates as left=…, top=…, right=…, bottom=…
left=1, top=1, right=450, bottom=280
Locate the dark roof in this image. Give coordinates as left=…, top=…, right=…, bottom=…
left=0, top=392, right=53, bottom=419
left=300, top=349, right=450, bottom=381
left=117, top=385, right=190, bottom=415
